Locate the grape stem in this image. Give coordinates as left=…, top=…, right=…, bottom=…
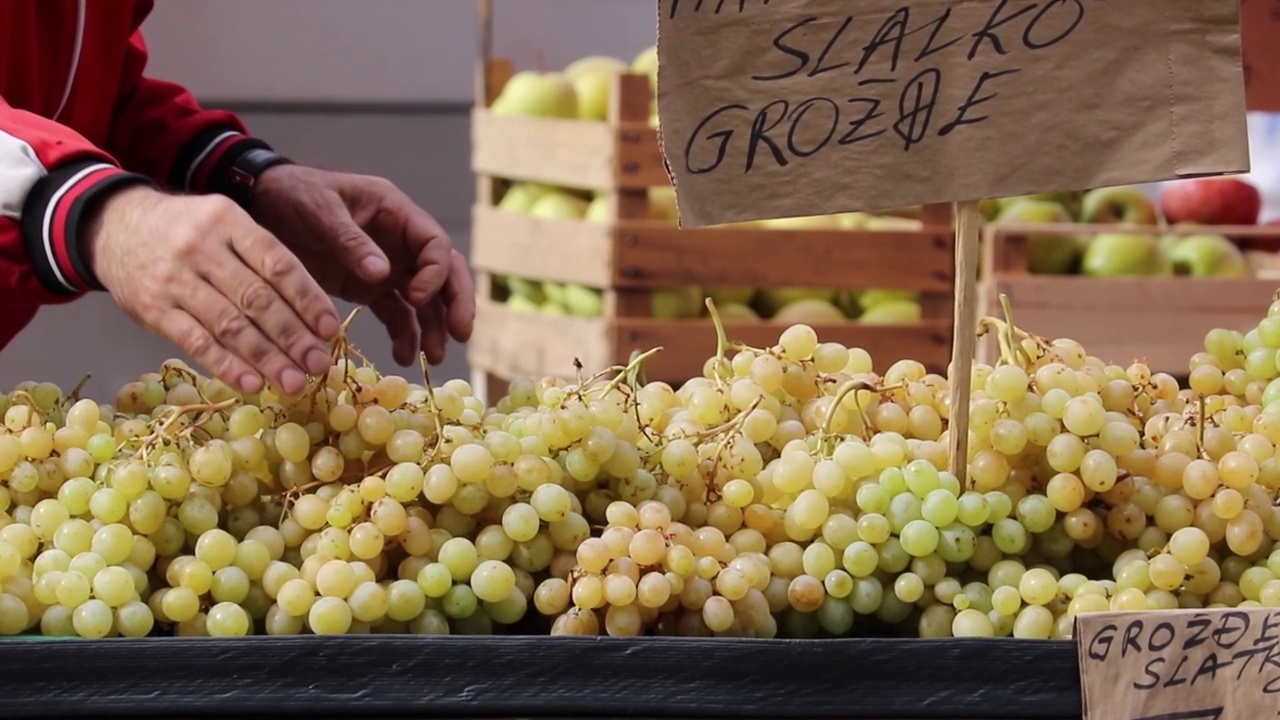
left=597, top=347, right=663, bottom=400
left=68, top=374, right=92, bottom=404
left=7, top=390, right=45, bottom=425
left=998, top=295, right=1036, bottom=369
left=418, top=353, right=447, bottom=462
left=1197, top=394, right=1206, bottom=454
left=822, top=379, right=886, bottom=450
left=135, top=398, right=239, bottom=459
left=705, top=298, right=732, bottom=383
left=975, top=319, right=1016, bottom=366
left=687, top=396, right=762, bottom=443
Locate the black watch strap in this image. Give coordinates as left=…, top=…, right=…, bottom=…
left=224, top=148, right=294, bottom=209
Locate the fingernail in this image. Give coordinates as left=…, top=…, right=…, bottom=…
left=305, top=349, right=331, bottom=375
left=317, top=314, right=340, bottom=339
left=280, top=368, right=306, bottom=395
left=360, top=256, right=389, bottom=278
left=239, top=374, right=264, bottom=394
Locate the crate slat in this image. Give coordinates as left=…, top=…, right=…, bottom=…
left=470, top=298, right=613, bottom=381
left=612, top=225, right=955, bottom=291
left=472, top=205, right=615, bottom=286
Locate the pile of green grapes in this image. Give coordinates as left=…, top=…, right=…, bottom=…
left=1, top=298, right=1280, bottom=641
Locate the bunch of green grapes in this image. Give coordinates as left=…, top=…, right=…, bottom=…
left=5, top=294, right=1280, bottom=641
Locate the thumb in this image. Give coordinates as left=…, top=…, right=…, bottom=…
left=316, top=196, right=390, bottom=283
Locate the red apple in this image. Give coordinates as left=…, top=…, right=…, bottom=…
left=1160, top=178, right=1262, bottom=226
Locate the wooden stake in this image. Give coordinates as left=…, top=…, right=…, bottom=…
left=948, top=201, right=982, bottom=487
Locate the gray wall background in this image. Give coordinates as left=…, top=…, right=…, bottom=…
left=0, top=0, right=659, bottom=398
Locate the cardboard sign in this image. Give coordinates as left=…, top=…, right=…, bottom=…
left=1243, top=0, right=1280, bottom=111
left=1075, top=608, right=1280, bottom=720
left=655, top=0, right=1252, bottom=228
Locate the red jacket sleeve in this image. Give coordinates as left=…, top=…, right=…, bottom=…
left=0, top=98, right=153, bottom=301
left=107, top=2, right=277, bottom=199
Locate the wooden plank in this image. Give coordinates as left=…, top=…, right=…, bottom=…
left=469, top=299, right=613, bottom=381
left=613, top=125, right=672, bottom=188
left=471, top=205, right=614, bottom=286
left=615, top=319, right=955, bottom=381
left=979, top=277, right=1280, bottom=373
left=612, top=225, right=954, bottom=291
left=472, top=109, right=618, bottom=189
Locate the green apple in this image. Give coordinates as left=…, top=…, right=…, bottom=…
left=506, top=295, right=541, bottom=314
left=835, top=290, right=862, bottom=318
left=491, top=71, right=578, bottom=119
left=756, top=215, right=843, bottom=231
left=631, top=46, right=659, bottom=92
left=995, top=194, right=1055, bottom=213
left=859, top=289, right=919, bottom=312
left=859, top=300, right=922, bottom=324
left=539, top=300, right=568, bottom=316
left=995, top=199, right=1080, bottom=275
left=565, top=57, right=627, bottom=121
left=774, top=299, right=847, bottom=324
left=979, top=199, right=1001, bottom=221
left=1081, top=233, right=1163, bottom=277
left=529, top=191, right=590, bottom=220
left=585, top=195, right=612, bottom=223
left=717, top=302, right=760, bottom=321
left=707, top=287, right=756, bottom=306
left=755, top=287, right=837, bottom=317
left=652, top=286, right=703, bottom=319
left=542, top=282, right=567, bottom=306
left=864, top=216, right=924, bottom=231
left=1080, top=186, right=1159, bottom=225
left=1166, top=234, right=1248, bottom=278
left=498, top=183, right=556, bottom=214
left=562, top=283, right=605, bottom=316
left=506, top=277, right=545, bottom=304
left=565, top=56, right=628, bottom=81
left=836, top=212, right=874, bottom=230
left=649, top=186, right=679, bottom=222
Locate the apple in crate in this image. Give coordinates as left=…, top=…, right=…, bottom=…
left=491, top=72, right=578, bottom=119
left=717, top=303, right=760, bottom=321
left=995, top=199, right=1080, bottom=274
left=860, top=300, right=922, bottom=324
left=562, top=284, right=605, bottom=316
left=756, top=288, right=837, bottom=317
left=506, top=278, right=546, bottom=304
left=1079, top=186, right=1159, bottom=225
left=505, top=295, right=542, bottom=314
left=564, top=56, right=627, bottom=121
left=631, top=46, right=658, bottom=92
left=1081, top=233, right=1164, bottom=276
left=498, top=183, right=555, bottom=214
left=1166, top=234, right=1248, bottom=278
left=529, top=191, right=589, bottom=220
left=774, top=299, right=847, bottom=324
left=653, top=287, right=704, bottom=319
left=648, top=187, right=679, bottom=223
left=707, top=287, right=756, bottom=306
left=1160, top=178, right=1262, bottom=226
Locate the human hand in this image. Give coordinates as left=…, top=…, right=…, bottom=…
left=85, top=186, right=340, bottom=395
left=249, top=165, right=475, bottom=366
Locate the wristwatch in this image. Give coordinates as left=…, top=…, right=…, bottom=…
left=223, top=147, right=294, bottom=209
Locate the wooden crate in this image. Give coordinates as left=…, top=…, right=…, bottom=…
left=467, top=18, right=957, bottom=400
left=979, top=222, right=1280, bottom=374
